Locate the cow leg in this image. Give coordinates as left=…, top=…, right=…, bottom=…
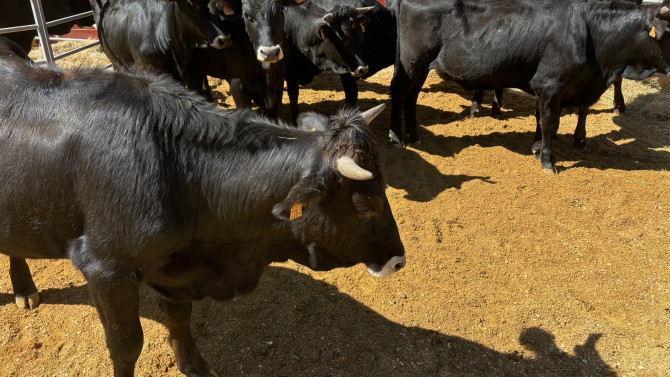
left=470, top=91, right=483, bottom=118
left=491, top=89, right=504, bottom=116
left=389, top=65, right=411, bottom=146
left=403, top=70, right=430, bottom=145
left=287, top=78, right=300, bottom=124
left=573, top=106, right=588, bottom=149
left=340, top=74, right=358, bottom=107
left=86, top=275, right=143, bottom=377
left=532, top=100, right=542, bottom=157
left=535, top=94, right=561, bottom=174
left=613, top=79, right=626, bottom=114
left=161, top=300, right=218, bottom=377
left=229, top=79, right=253, bottom=109
left=9, top=257, right=40, bottom=309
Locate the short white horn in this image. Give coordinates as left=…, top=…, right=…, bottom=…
left=356, top=6, right=375, bottom=15
left=336, top=156, right=373, bottom=180
left=359, top=103, right=385, bottom=125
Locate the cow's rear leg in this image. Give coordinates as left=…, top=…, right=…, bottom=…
left=9, top=257, right=40, bottom=309
left=470, top=91, right=483, bottom=118
left=287, top=78, right=300, bottom=124
left=161, top=300, right=218, bottom=377
left=613, top=79, right=626, bottom=114
left=491, top=89, right=504, bottom=116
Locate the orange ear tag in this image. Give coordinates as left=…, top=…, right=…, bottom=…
left=320, top=28, right=326, bottom=40
left=290, top=203, right=303, bottom=220
left=650, top=26, right=656, bottom=39
left=361, top=24, right=366, bottom=33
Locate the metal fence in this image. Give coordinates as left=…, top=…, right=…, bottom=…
left=0, top=0, right=98, bottom=66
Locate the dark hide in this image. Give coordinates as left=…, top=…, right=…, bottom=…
left=187, top=17, right=268, bottom=109
left=391, top=0, right=670, bottom=173
left=284, top=2, right=370, bottom=122
left=0, top=60, right=404, bottom=377
left=216, top=0, right=293, bottom=118
left=92, top=0, right=229, bottom=85
left=313, top=0, right=397, bottom=106
left=0, top=0, right=94, bottom=53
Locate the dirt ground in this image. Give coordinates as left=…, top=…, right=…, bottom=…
left=0, top=42, right=668, bottom=377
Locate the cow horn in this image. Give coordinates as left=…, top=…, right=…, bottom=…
left=336, top=156, right=373, bottom=180
left=661, top=6, right=669, bottom=16
left=355, top=6, right=375, bottom=15
left=323, top=13, right=335, bottom=23
left=359, top=103, right=385, bottom=125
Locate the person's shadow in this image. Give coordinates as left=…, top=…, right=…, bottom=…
left=1, top=265, right=616, bottom=376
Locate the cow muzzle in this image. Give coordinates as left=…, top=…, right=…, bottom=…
left=210, top=35, right=232, bottom=50
left=351, top=65, right=369, bottom=78
left=257, top=45, right=284, bottom=63
left=366, top=255, right=406, bottom=278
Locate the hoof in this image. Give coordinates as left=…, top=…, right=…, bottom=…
left=491, top=107, right=502, bottom=116
left=15, top=292, right=40, bottom=309
left=572, top=138, right=587, bottom=149
left=389, top=130, right=404, bottom=148
left=541, top=163, right=558, bottom=175
left=408, top=139, right=422, bottom=147
left=613, top=106, right=626, bottom=114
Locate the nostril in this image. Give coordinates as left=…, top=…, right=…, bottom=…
left=395, top=261, right=406, bottom=270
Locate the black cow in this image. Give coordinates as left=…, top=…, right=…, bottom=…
left=0, top=36, right=31, bottom=62
left=1, top=0, right=94, bottom=53
left=469, top=0, right=644, bottom=119
left=0, top=58, right=405, bottom=377
left=214, top=0, right=295, bottom=118
left=284, top=2, right=373, bottom=122
left=313, top=0, right=397, bottom=106
left=390, top=0, right=670, bottom=173
left=92, top=0, right=230, bottom=85
left=187, top=17, right=269, bottom=108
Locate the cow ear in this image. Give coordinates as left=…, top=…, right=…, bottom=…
left=272, top=174, right=325, bottom=221
left=646, top=19, right=669, bottom=40
left=358, top=15, right=371, bottom=29
left=317, top=23, right=330, bottom=40
left=213, top=0, right=236, bottom=15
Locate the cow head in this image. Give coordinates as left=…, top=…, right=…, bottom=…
left=315, top=6, right=372, bottom=77
left=625, top=3, right=670, bottom=77
left=171, top=0, right=232, bottom=49
left=217, top=0, right=295, bottom=64
left=273, top=104, right=406, bottom=278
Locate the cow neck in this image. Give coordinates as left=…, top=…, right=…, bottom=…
left=584, top=4, right=651, bottom=82
left=169, top=108, right=324, bottom=234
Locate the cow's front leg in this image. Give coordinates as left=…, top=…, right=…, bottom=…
left=9, top=257, right=40, bottom=309
left=573, top=106, right=588, bottom=148
left=340, top=74, right=359, bottom=107
left=535, top=94, right=561, bottom=174
left=613, top=79, right=626, bottom=114
left=287, top=78, right=300, bottom=124
left=86, top=275, right=143, bottom=377
left=161, top=299, right=218, bottom=377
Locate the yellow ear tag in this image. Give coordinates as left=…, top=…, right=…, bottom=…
left=650, top=26, right=656, bottom=38
left=311, top=127, right=316, bottom=131
left=289, top=203, right=303, bottom=220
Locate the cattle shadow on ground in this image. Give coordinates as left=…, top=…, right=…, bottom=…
left=412, top=129, right=670, bottom=173
left=380, top=145, right=495, bottom=202
left=1, top=266, right=617, bottom=376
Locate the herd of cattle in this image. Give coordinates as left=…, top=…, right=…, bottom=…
left=0, top=0, right=669, bottom=376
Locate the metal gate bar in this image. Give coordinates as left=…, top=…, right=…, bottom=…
left=0, top=0, right=98, bottom=66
